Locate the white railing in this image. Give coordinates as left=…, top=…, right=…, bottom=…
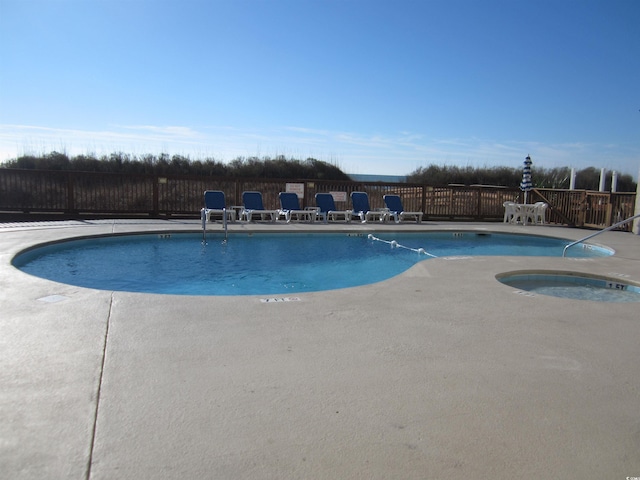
left=562, top=213, right=640, bottom=257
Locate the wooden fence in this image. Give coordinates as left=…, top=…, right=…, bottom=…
left=0, top=169, right=636, bottom=230
left=529, top=188, right=636, bottom=231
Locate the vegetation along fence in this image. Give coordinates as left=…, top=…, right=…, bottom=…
left=0, top=169, right=636, bottom=231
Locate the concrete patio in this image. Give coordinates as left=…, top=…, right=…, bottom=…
left=1, top=220, right=639, bottom=479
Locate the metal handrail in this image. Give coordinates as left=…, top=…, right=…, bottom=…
left=201, top=207, right=229, bottom=244
left=222, top=207, right=228, bottom=243
left=562, top=213, right=640, bottom=257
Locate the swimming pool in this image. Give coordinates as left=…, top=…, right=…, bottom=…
left=13, top=231, right=613, bottom=296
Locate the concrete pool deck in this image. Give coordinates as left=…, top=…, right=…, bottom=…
left=1, top=219, right=639, bottom=480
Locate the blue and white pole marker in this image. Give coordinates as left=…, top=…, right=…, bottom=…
left=367, top=234, right=437, bottom=257
left=520, top=154, right=533, bottom=204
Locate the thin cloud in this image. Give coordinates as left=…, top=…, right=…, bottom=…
left=0, top=123, right=637, bottom=177
left=114, top=125, right=201, bottom=138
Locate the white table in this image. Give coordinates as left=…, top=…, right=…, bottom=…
left=513, top=203, right=537, bottom=225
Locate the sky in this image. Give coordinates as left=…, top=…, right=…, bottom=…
left=1, top=0, right=639, bottom=179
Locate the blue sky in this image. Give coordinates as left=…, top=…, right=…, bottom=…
left=1, top=0, right=639, bottom=178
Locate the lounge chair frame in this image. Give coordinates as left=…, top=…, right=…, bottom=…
left=351, top=191, right=388, bottom=223
left=241, top=191, right=277, bottom=222
left=202, top=190, right=236, bottom=223
left=383, top=195, right=423, bottom=223
left=315, top=193, right=352, bottom=223
left=277, top=192, right=317, bottom=223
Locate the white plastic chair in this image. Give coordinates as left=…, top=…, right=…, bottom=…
left=503, top=201, right=517, bottom=223
left=533, top=202, right=548, bottom=224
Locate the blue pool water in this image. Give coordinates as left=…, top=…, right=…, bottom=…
left=13, top=232, right=612, bottom=296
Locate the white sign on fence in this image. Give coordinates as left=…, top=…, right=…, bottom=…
left=286, top=183, right=305, bottom=198
left=330, top=191, right=347, bottom=203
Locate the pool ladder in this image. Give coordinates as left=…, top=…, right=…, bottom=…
left=562, top=213, right=640, bottom=257
left=201, top=208, right=229, bottom=244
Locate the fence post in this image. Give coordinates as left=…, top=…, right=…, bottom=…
left=66, top=172, right=75, bottom=213
left=605, top=200, right=613, bottom=227
left=152, top=176, right=159, bottom=216
left=634, top=168, right=640, bottom=234
left=577, top=191, right=586, bottom=227
left=234, top=179, right=241, bottom=207
left=304, top=181, right=312, bottom=208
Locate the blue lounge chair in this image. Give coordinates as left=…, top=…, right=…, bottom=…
left=277, top=192, right=317, bottom=223
left=351, top=191, right=387, bottom=223
left=201, top=190, right=236, bottom=223
left=315, top=193, right=351, bottom=223
left=241, top=191, right=277, bottom=222
left=383, top=194, right=423, bottom=223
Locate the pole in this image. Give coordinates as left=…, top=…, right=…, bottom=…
left=599, top=168, right=606, bottom=192
left=569, top=168, right=576, bottom=190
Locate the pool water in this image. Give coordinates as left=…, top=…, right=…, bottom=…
left=13, top=232, right=612, bottom=296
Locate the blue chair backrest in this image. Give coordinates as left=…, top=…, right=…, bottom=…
left=351, top=191, right=371, bottom=213
left=242, top=191, right=266, bottom=210
left=204, top=190, right=226, bottom=209
left=315, top=193, right=336, bottom=213
left=383, top=194, right=403, bottom=213
left=279, top=192, right=301, bottom=210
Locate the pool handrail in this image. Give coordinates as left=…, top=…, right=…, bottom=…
left=562, top=213, right=640, bottom=257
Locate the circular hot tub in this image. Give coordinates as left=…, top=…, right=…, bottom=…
left=497, top=271, right=640, bottom=303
